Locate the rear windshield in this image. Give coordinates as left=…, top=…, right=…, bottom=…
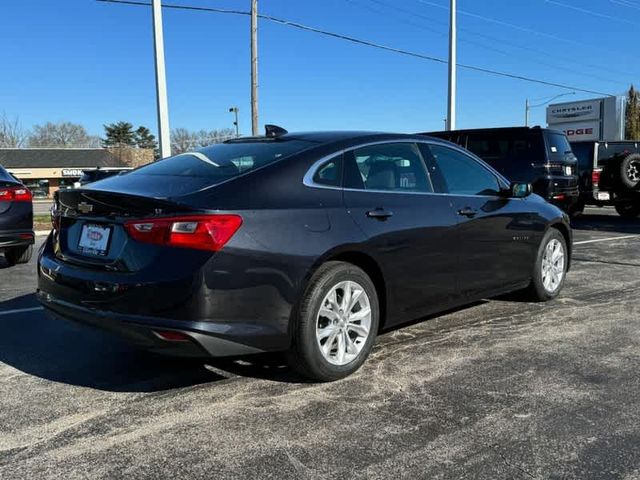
left=0, top=165, right=18, bottom=185
left=131, top=139, right=314, bottom=180
left=546, top=132, right=572, bottom=156
left=465, top=133, right=544, bottom=164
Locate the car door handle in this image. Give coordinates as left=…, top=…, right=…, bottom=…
left=366, top=208, right=394, bottom=220
left=457, top=207, right=477, bottom=218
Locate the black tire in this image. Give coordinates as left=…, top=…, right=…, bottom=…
left=620, top=153, right=640, bottom=189
left=615, top=202, right=640, bottom=218
left=569, top=201, right=585, bottom=219
left=4, top=244, right=33, bottom=266
left=288, top=261, right=379, bottom=382
left=526, top=228, right=568, bottom=302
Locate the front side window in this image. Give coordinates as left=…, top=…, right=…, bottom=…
left=344, top=143, right=433, bottom=193
left=427, top=144, right=501, bottom=196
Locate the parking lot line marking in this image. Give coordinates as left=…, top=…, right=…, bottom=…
left=574, top=235, right=639, bottom=245
left=0, top=307, right=44, bottom=317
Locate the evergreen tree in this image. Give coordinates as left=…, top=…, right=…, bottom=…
left=134, top=126, right=158, bottom=150
left=625, top=85, right=640, bottom=140
left=103, top=121, right=136, bottom=148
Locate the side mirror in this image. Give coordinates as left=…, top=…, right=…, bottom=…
left=511, top=182, right=532, bottom=198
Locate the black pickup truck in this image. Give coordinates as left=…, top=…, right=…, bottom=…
left=570, top=141, right=640, bottom=218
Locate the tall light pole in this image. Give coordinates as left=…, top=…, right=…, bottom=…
left=525, top=91, right=576, bottom=127
left=250, top=0, right=259, bottom=136
left=446, top=0, right=457, bottom=131
left=229, top=106, right=240, bottom=137
left=152, top=0, right=171, bottom=158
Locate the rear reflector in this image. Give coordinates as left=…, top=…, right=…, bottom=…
left=124, top=214, right=242, bottom=252
left=153, top=330, right=191, bottom=342
left=0, top=186, right=32, bottom=202
left=592, top=169, right=602, bottom=187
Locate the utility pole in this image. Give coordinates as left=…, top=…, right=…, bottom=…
left=251, top=0, right=259, bottom=136
left=229, top=106, right=240, bottom=137
left=152, top=0, right=171, bottom=158
left=525, top=98, right=530, bottom=127
left=446, top=0, right=457, bottom=131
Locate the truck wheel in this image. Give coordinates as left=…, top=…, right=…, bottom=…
left=4, top=245, right=33, bottom=265
left=620, top=153, right=640, bottom=189
left=615, top=203, right=640, bottom=218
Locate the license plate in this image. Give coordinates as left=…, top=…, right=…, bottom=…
left=78, top=224, right=112, bottom=256
left=597, top=192, right=610, bottom=201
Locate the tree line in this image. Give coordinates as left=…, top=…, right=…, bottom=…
left=0, top=114, right=235, bottom=155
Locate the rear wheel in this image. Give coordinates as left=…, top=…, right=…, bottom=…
left=615, top=202, right=640, bottom=218
left=4, top=244, right=33, bottom=265
left=288, top=261, right=379, bottom=382
left=526, top=229, right=567, bottom=302
left=620, top=153, right=640, bottom=189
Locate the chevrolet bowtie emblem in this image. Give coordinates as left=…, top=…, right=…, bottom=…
left=77, top=202, right=94, bottom=214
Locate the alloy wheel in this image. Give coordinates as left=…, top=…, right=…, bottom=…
left=627, top=159, right=640, bottom=183
left=541, top=238, right=565, bottom=293
left=315, top=280, right=372, bottom=366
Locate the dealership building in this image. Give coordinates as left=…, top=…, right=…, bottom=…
left=0, top=148, right=153, bottom=198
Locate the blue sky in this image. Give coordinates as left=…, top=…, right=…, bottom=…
left=1, top=0, right=638, bottom=138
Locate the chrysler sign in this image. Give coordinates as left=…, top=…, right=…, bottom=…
left=547, top=100, right=601, bottom=123
left=546, top=96, right=625, bottom=142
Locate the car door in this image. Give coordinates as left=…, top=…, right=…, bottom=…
left=421, top=143, right=540, bottom=299
left=342, top=141, right=459, bottom=323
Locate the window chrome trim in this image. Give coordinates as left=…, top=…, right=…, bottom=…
left=302, top=139, right=512, bottom=197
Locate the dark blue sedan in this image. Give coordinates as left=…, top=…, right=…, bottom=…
left=37, top=129, right=571, bottom=381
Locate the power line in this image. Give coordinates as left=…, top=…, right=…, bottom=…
left=345, top=0, right=631, bottom=87
left=96, top=0, right=613, bottom=96
left=542, top=0, right=638, bottom=25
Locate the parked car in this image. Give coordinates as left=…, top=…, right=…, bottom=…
left=423, top=127, right=580, bottom=213
left=570, top=141, right=640, bottom=217
left=73, top=167, right=133, bottom=188
left=38, top=129, right=571, bottom=381
left=0, top=164, right=34, bottom=265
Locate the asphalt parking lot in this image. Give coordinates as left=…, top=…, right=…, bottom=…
left=1, top=207, right=639, bottom=479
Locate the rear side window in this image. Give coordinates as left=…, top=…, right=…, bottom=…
left=131, top=140, right=313, bottom=180
left=313, top=156, right=342, bottom=187
left=427, top=144, right=501, bottom=196
left=547, top=132, right=572, bottom=155
left=344, top=143, right=433, bottom=193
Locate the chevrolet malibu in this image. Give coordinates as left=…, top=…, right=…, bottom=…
left=38, top=129, right=571, bottom=381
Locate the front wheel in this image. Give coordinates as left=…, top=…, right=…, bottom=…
left=526, top=229, right=568, bottom=302
left=615, top=202, right=640, bottom=218
left=288, top=261, right=379, bottom=382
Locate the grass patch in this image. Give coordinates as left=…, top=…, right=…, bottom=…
left=34, top=214, right=51, bottom=231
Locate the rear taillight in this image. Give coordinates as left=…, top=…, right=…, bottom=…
left=0, top=186, right=32, bottom=202
left=124, top=215, right=242, bottom=252
left=592, top=168, right=602, bottom=187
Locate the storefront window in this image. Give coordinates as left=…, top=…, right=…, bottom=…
left=22, top=179, right=50, bottom=199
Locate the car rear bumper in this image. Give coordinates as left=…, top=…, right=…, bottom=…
left=37, top=290, right=273, bottom=358
left=534, top=178, right=579, bottom=210
left=0, top=231, right=35, bottom=249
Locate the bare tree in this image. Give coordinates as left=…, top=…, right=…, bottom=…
left=171, top=127, right=236, bottom=154
left=28, top=121, right=99, bottom=148
left=0, top=113, right=28, bottom=148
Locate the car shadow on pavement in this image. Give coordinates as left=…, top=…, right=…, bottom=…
left=0, top=293, right=230, bottom=393
left=572, top=213, right=640, bottom=235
